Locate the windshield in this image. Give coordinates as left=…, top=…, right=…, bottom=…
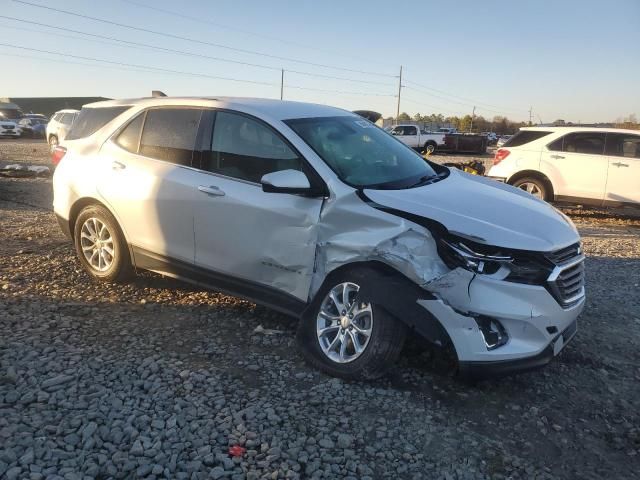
left=285, top=116, right=440, bottom=189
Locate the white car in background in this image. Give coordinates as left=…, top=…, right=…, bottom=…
left=488, top=127, right=640, bottom=206
left=0, top=119, right=20, bottom=138
left=46, top=109, right=80, bottom=151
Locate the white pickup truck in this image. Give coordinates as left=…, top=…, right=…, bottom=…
left=389, top=124, right=445, bottom=152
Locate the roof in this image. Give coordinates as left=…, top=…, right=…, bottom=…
left=82, top=96, right=354, bottom=121
left=521, top=126, right=640, bottom=135
left=54, top=109, right=81, bottom=114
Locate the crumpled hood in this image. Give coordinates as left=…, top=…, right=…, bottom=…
left=364, top=169, right=579, bottom=252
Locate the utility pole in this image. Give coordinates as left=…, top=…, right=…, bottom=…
left=280, top=69, right=284, bottom=100
left=396, top=65, right=402, bottom=123
left=528, top=106, right=533, bottom=126
left=469, top=106, right=476, bottom=132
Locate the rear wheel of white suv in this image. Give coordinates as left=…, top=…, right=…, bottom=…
left=297, top=269, right=407, bottom=380
left=512, top=177, right=548, bottom=200
left=74, top=205, right=132, bottom=282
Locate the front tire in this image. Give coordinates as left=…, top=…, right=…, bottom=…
left=512, top=176, right=548, bottom=201
left=297, top=269, right=407, bottom=380
left=73, top=205, right=132, bottom=282
left=423, top=141, right=437, bottom=154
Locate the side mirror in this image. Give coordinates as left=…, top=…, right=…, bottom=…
left=261, top=169, right=312, bottom=194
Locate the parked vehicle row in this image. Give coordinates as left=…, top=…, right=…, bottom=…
left=52, top=97, right=584, bottom=381
left=488, top=126, right=640, bottom=207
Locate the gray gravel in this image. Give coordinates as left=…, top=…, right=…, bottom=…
left=1, top=140, right=639, bottom=479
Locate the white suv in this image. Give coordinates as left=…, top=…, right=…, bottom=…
left=488, top=127, right=640, bottom=206
left=46, top=109, right=79, bottom=152
left=53, top=97, right=585, bottom=380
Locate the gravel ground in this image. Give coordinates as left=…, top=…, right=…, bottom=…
left=1, top=140, right=639, bottom=479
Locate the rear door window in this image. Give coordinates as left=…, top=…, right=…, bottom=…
left=503, top=130, right=552, bottom=147
left=560, top=132, right=606, bottom=155
left=404, top=126, right=417, bottom=135
left=139, top=108, right=202, bottom=166
left=66, top=107, right=129, bottom=140
left=203, top=110, right=301, bottom=183
left=605, top=133, right=640, bottom=159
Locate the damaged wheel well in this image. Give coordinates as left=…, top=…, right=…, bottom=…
left=305, top=260, right=454, bottom=350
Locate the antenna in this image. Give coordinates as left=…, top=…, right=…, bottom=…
left=151, top=90, right=167, bottom=97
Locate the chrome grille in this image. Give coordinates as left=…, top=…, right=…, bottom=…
left=546, top=244, right=585, bottom=308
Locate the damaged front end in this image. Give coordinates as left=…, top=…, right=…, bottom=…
left=306, top=187, right=584, bottom=378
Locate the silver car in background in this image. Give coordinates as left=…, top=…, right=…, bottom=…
left=46, top=109, right=79, bottom=152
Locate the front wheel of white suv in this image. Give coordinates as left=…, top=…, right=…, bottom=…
left=297, top=269, right=407, bottom=380
left=73, top=205, right=133, bottom=282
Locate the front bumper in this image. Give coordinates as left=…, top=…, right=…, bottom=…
left=458, top=319, right=577, bottom=378
left=0, top=129, right=20, bottom=137
left=417, top=268, right=584, bottom=377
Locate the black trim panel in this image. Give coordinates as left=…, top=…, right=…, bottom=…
left=132, top=246, right=307, bottom=318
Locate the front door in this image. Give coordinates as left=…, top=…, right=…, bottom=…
left=604, top=132, right=640, bottom=205
left=193, top=110, right=323, bottom=301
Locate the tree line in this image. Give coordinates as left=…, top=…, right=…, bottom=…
left=387, top=112, right=528, bottom=135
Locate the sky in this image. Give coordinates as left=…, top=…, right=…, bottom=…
left=1, top=0, right=639, bottom=123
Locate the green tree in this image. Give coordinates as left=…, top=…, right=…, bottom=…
left=397, top=112, right=411, bottom=122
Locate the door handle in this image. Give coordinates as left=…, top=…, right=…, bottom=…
left=112, top=161, right=126, bottom=170
left=612, top=161, right=629, bottom=167
left=550, top=154, right=565, bottom=159
left=198, top=185, right=225, bottom=196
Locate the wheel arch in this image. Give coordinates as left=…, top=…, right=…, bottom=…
left=305, top=260, right=452, bottom=348
left=507, top=170, right=555, bottom=201
left=68, top=197, right=135, bottom=265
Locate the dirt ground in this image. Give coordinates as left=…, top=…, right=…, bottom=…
left=1, top=139, right=639, bottom=479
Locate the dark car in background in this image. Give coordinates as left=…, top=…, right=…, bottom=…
left=18, top=115, right=48, bottom=138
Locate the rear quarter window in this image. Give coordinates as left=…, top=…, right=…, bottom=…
left=66, top=106, right=129, bottom=140
left=503, top=130, right=552, bottom=148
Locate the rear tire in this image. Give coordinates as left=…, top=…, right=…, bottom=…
left=73, top=205, right=132, bottom=283
left=512, top=176, right=549, bottom=201
left=297, top=268, right=407, bottom=380
left=423, top=141, right=437, bottom=154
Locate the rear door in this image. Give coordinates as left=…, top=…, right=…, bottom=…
left=604, top=132, right=640, bottom=205
left=97, top=107, right=204, bottom=263
left=540, top=131, right=608, bottom=203
left=192, top=109, right=323, bottom=301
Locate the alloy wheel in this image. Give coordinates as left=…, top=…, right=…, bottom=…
left=517, top=182, right=543, bottom=199
left=316, top=282, right=373, bottom=363
left=80, top=217, right=115, bottom=272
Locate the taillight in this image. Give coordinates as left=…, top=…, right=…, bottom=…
left=51, top=146, right=67, bottom=166
left=493, top=148, right=510, bottom=165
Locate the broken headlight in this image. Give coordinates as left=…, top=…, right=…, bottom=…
left=438, top=235, right=552, bottom=284
left=438, top=237, right=513, bottom=275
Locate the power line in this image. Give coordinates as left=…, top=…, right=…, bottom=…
left=0, top=15, right=395, bottom=87
left=11, top=0, right=397, bottom=78
left=0, top=43, right=395, bottom=99
left=402, top=97, right=468, bottom=117
left=0, top=43, right=278, bottom=87
left=403, top=78, right=528, bottom=116
left=121, top=0, right=394, bottom=69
